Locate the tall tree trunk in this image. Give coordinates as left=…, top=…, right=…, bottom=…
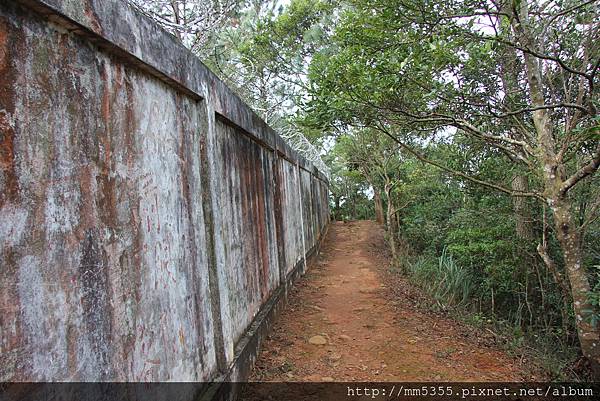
left=512, top=175, right=534, bottom=241
left=514, top=1, right=600, bottom=374
left=374, top=189, right=385, bottom=224
left=384, top=182, right=398, bottom=259
left=551, top=201, right=599, bottom=371
left=511, top=174, right=536, bottom=326
left=535, top=80, right=600, bottom=376
left=525, top=49, right=600, bottom=377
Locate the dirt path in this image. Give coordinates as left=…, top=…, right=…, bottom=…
left=249, top=220, right=530, bottom=382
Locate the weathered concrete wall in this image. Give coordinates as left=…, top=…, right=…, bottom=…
left=0, top=0, right=329, bottom=388
left=278, top=157, right=306, bottom=277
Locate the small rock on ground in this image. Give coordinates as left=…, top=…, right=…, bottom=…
left=308, top=335, right=327, bottom=345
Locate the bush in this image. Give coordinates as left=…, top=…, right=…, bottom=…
left=407, top=247, right=473, bottom=308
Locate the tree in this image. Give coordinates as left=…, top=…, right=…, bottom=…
left=128, top=0, right=241, bottom=55
left=204, top=0, right=334, bottom=122
left=305, top=0, right=600, bottom=373
left=323, top=146, right=375, bottom=220
left=336, top=130, right=405, bottom=257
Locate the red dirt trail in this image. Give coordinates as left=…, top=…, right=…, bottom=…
left=248, top=220, right=531, bottom=382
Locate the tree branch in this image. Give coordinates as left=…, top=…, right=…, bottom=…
left=559, top=143, right=600, bottom=197
left=490, top=103, right=590, bottom=118
left=373, top=122, right=544, bottom=200
left=462, top=30, right=593, bottom=81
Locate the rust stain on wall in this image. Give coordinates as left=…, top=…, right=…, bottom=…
left=0, top=17, right=22, bottom=207
left=83, top=1, right=104, bottom=36
left=0, top=14, right=26, bottom=382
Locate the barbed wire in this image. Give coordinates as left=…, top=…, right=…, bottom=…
left=276, top=124, right=331, bottom=180
left=265, top=113, right=330, bottom=179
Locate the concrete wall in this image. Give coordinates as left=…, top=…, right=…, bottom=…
left=0, top=0, right=329, bottom=388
